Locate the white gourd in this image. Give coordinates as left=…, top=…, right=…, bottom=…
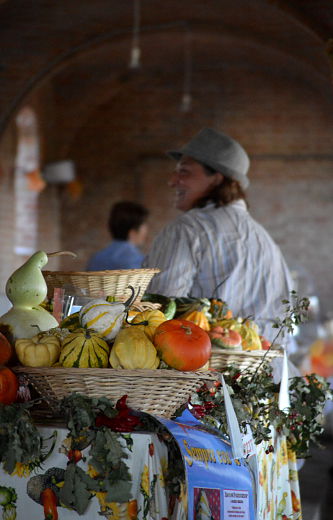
left=79, top=299, right=126, bottom=341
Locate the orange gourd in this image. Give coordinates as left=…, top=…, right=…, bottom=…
left=0, top=332, right=15, bottom=365
left=154, top=319, right=211, bottom=371
left=0, top=366, right=19, bottom=405
left=178, top=309, right=210, bottom=331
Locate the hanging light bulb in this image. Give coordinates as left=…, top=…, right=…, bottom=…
left=129, top=0, right=141, bottom=69
left=180, top=26, right=192, bottom=112
left=180, top=93, right=192, bottom=112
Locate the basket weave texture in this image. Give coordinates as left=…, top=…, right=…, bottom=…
left=42, top=268, right=160, bottom=300
left=13, top=367, right=216, bottom=418
left=209, top=348, right=283, bottom=373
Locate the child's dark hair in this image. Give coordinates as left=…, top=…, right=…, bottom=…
left=108, top=201, right=149, bottom=240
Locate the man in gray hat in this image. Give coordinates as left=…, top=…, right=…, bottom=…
left=143, top=128, right=293, bottom=341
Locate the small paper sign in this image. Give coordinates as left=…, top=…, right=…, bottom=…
left=223, top=489, right=250, bottom=520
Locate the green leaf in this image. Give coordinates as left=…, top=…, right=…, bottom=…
left=59, top=463, right=97, bottom=515
left=104, top=479, right=132, bottom=503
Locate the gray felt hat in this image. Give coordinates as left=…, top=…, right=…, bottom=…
left=167, top=128, right=250, bottom=189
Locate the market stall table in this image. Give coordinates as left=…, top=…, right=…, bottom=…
left=0, top=415, right=302, bottom=520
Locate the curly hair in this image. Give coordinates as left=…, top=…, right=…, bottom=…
left=193, top=163, right=248, bottom=209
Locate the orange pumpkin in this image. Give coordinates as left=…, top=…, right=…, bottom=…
left=0, top=332, right=15, bottom=365
left=153, top=319, right=211, bottom=371
left=0, top=366, right=19, bottom=405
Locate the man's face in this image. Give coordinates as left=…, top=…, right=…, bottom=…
left=169, top=156, right=222, bottom=211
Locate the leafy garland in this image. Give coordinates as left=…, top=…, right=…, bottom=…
left=0, top=400, right=56, bottom=475
left=189, top=291, right=333, bottom=459
left=0, top=393, right=185, bottom=517
left=190, top=364, right=332, bottom=458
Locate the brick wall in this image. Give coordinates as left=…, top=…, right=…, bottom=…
left=0, top=15, right=333, bottom=320
left=0, top=97, right=61, bottom=308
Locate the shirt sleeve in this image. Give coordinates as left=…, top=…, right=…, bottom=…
left=143, top=218, right=199, bottom=296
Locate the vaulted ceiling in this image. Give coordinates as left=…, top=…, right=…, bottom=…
left=0, top=0, right=333, bottom=147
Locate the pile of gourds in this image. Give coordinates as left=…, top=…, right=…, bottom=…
left=0, top=251, right=269, bottom=377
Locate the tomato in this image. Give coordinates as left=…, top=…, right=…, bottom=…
left=153, top=319, right=211, bottom=371
left=0, top=366, right=19, bottom=405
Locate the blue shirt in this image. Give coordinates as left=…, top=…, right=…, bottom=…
left=143, top=200, right=294, bottom=341
left=87, top=240, right=144, bottom=271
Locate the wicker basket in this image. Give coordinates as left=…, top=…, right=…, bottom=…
left=42, top=268, right=160, bottom=300
left=209, top=347, right=283, bottom=373
left=13, top=367, right=216, bottom=418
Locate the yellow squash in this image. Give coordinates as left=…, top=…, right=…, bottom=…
left=110, top=328, right=160, bottom=369
left=15, top=333, right=61, bottom=367
left=131, top=309, right=166, bottom=341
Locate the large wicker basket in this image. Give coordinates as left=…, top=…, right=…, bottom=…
left=209, top=347, right=283, bottom=373
left=42, top=268, right=160, bottom=300
left=13, top=367, right=216, bottom=418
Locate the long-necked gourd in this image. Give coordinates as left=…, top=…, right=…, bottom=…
left=0, top=250, right=76, bottom=341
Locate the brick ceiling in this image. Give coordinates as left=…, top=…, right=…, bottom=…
left=0, top=0, right=332, bottom=143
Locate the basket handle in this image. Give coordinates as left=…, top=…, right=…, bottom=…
left=47, top=251, right=77, bottom=258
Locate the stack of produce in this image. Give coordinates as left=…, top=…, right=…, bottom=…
left=149, top=294, right=270, bottom=352
left=0, top=251, right=271, bottom=397
left=0, top=253, right=213, bottom=374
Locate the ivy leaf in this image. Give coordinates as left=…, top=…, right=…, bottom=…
left=59, top=462, right=98, bottom=515
left=89, top=429, right=131, bottom=503
left=104, top=479, right=132, bottom=503
left=0, top=402, right=42, bottom=474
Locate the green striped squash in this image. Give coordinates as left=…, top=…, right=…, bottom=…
left=59, top=329, right=110, bottom=368
left=59, top=311, right=81, bottom=332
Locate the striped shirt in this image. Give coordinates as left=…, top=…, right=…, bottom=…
left=143, top=200, right=294, bottom=341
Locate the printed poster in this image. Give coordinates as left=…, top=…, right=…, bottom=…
left=158, top=409, right=255, bottom=520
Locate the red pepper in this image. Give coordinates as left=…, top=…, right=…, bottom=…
left=95, top=395, right=141, bottom=432
left=116, top=394, right=129, bottom=411
left=41, top=488, right=58, bottom=520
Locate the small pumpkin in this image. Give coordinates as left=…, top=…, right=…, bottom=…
left=15, top=333, right=61, bottom=367
left=178, top=309, right=210, bottom=331
left=110, top=328, right=159, bottom=369
left=208, top=326, right=242, bottom=350
left=0, top=366, right=19, bottom=405
left=0, top=331, right=15, bottom=365
left=131, top=309, right=166, bottom=340
left=59, top=329, right=110, bottom=368
left=153, top=319, right=211, bottom=371
left=217, top=318, right=262, bottom=351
